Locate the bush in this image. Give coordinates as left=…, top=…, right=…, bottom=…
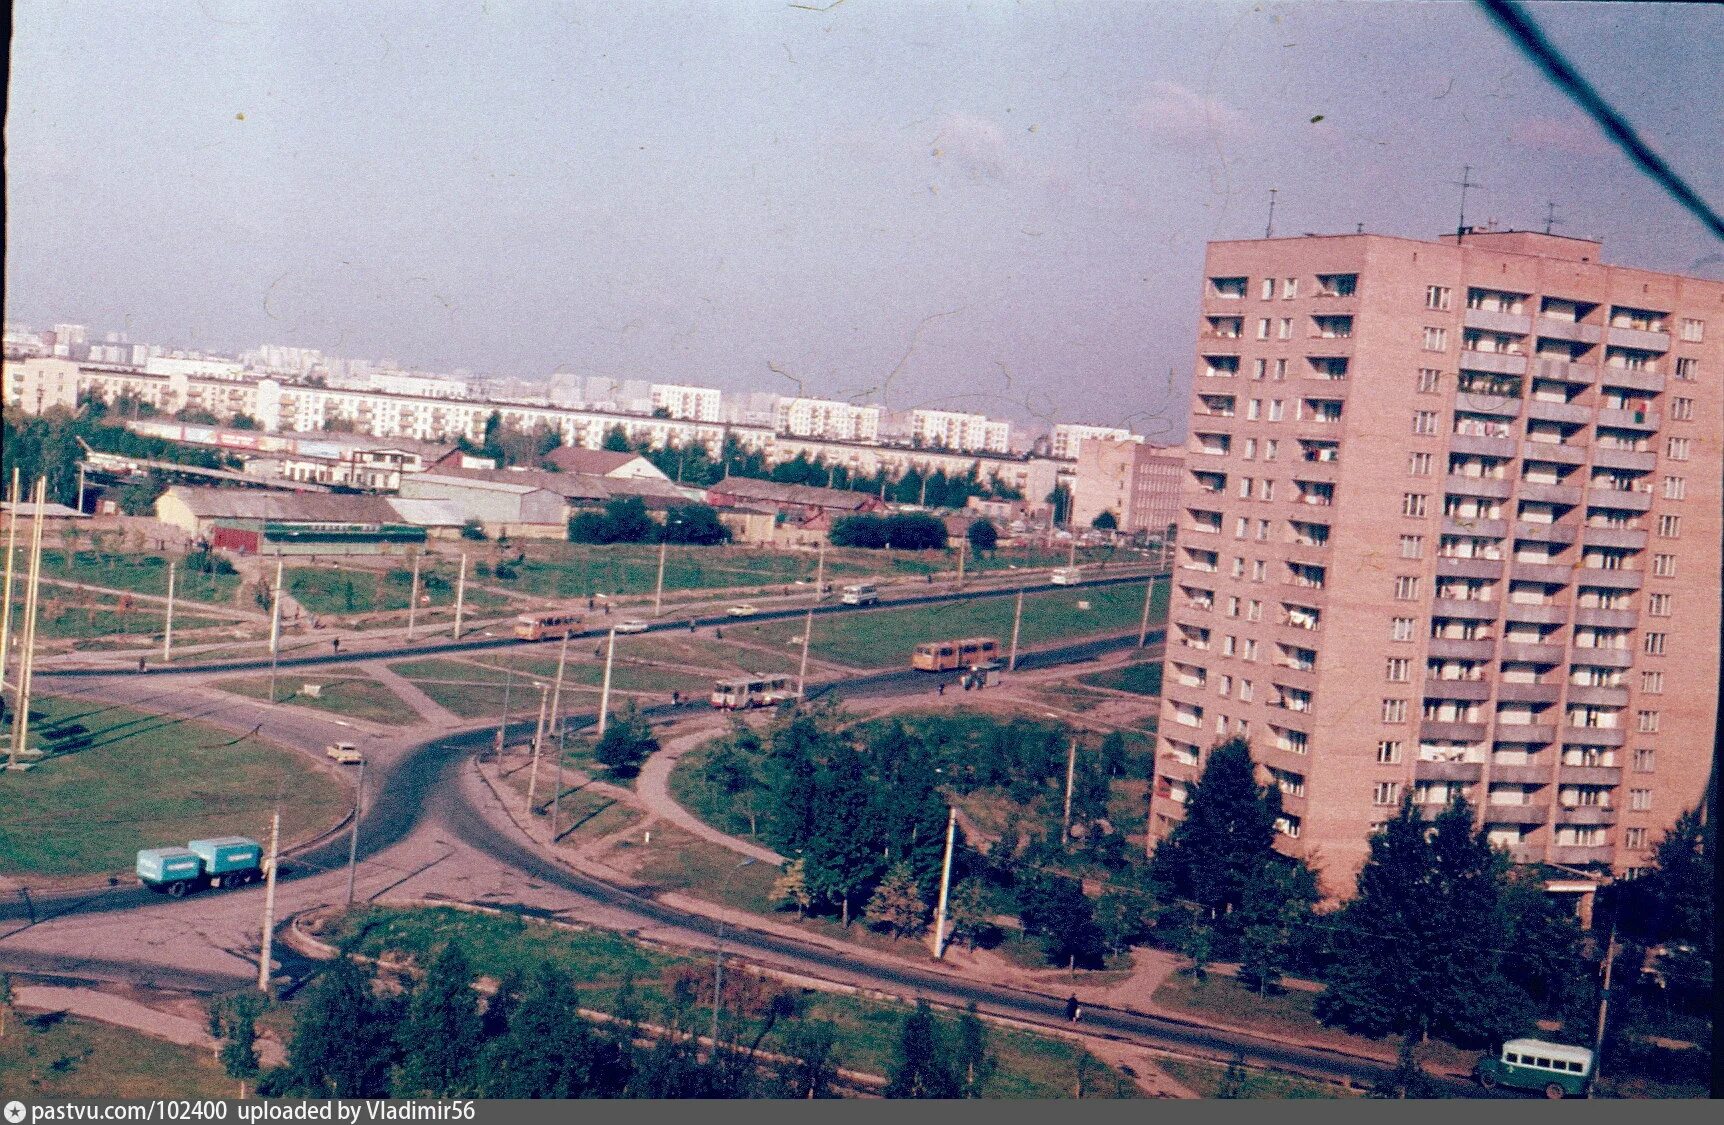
left=460, top=519, right=488, bottom=541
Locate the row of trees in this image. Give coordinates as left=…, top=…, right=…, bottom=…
left=568, top=497, right=732, bottom=546
left=1, top=394, right=237, bottom=508
left=828, top=513, right=948, bottom=551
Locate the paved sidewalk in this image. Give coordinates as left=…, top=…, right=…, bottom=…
left=363, top=660, right=464, bottom=727
left=14, top=984, right=287, bottom=1069
left=630, top=721, right=787, bottom=865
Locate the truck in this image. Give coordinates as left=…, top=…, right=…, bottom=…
left=136, top=836, right=264, bottom=896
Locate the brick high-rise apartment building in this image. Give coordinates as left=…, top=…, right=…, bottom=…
left=1154, top=230, right=1720, bottom=894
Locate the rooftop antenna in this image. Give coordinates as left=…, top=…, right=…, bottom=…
left=1543, top=200, right=1564, bottom=235
left=1356, top=222, right=1365, bottom=234
left=1265, top=188, right=1278, bottom=239
left=1452, top=164, right=1483, bottom=242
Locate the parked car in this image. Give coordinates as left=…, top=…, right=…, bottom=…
left=615, top=619, right=651, bottom=634
left=326, top=742, right=363, bottom=765
left=726, top=604, right=758, bottom=617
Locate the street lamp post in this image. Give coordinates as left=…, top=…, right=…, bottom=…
left=710, top=857, right=757, bottom=1052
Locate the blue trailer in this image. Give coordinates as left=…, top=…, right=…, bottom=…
left=136, top=836, right=264, bottom=896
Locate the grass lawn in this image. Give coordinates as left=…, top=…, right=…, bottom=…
left=0, top=1012, right=230, bottom=1099
left=286, top=562, right=511, bottom=618
left=0, top=696, right=348, bottom=877
left=391, top=655, right=711, bottom=720
left=30, top=600, right=230, bottom=642
left=39, top=548, right=242, bottom=604
left=323, top=905, right=1129, bottom=1097
left=212, top=666, right=414, bottom=725
left=1080, top=661, right=1163, bottom=697
left=722, top=578, right=1167, bottom=669
left=1157, top=1057, right=1351, bottom=1099
left=492, top=754, right=643, bottom=841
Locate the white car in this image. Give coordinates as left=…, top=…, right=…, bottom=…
left=615, top=619, right=651, bottom=634
left=726, top=604, right=758, bottom=617
left=325, top=742, right=363, bottom=765
left=1049, top=567, right=1082, bottom=586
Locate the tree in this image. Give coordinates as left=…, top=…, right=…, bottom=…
left=965, top=519, right=998, bottom=553
left=479, top=964, right=622, bottom=1098
left=219, top=994, right=262, bottom=1097
left=1046, top=483, right=1072, bottom=527
left=601, top=425, right=633, bottom=452
left=281, top=958, right=401, bottom=1097
left=945, top=880, right=995, bottom=951
left=1090, top=509, right=1119, bottom=531
left=1315, top=796, right=1533, bottom=1047
left=395, top=943, right=484, bottom=1097
left=1017, top=869, right=1104, bottom=969
left=0, top=972, right=12, bottom=1038
left=1147, top=738, right=1287, bottom=930
left=1217, top=1052, right=1249, bottom=1098
left=953, top=1002, right=996, bottom=1098
left=865, top=861, right=928, bottom=939
left=777, top=1019, right=841, bottom=1099
left=885, top=1000, right=961, bottom=1098
left=883, top=512, right=947, bottom=550
left=1094, top=889, right=1152, bottom=958
left=660, top=503, right=731, bottom=545
left=1234, top=860, right=1319, bottom=994
left=460, top=518, right=487, bottom=541
left=594, top=704, right=659, bottom=777
left=770, top=859, right=813, bottom=918
left=568, top=496, right=657, bottom=544
left=829, top=514, right=889, bottom=549
left=802, top=745, right=881, bottom=925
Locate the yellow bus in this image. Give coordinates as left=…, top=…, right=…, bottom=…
left=711, top=675, right=796, bottom=710
left=911, top=637, right=1000, bottom=672
left=514, top=610, right=584, bottom=641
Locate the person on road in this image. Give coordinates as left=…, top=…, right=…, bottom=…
left=138, top=656, right=147, bottom=673
left=1066, top=994, right=1081, bottom=1023
left=937, top=682, right=945, bottom=696
left=671, top=690, right=680, bottom=706
left=331, top=637, right=340, bottom=654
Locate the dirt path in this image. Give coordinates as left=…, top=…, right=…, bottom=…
left=624, top=721, right=786, bottom=865
left=13, top=984, right=287, bottom=1069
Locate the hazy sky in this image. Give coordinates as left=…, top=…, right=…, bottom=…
left=7, top=1, right=1721, bottom=437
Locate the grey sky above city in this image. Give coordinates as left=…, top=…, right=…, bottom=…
left=7, top=1, right=1721, bottom=438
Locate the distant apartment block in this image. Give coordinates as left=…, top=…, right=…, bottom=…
left=773, top=396, right=882, bottom=443
left=910, top=408, right=1012, bottom=454
left=650, top=382, right=723, bottom=422
left=1051, top=422, right=1139, bottom=461
left=1156, top=230, right=1721, bottom=891
left=368, top=369, right=472, bottom=400
left=1071, top=437, right=1183, bottom=535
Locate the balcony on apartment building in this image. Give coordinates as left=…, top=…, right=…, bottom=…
left=1436, top=555, right=1505, bottom=581
left=1500, top=603, right=1569, bottom=628
left=1571, top=605, right=1637, bottom=629
left=1574, top=567, right=1643, bottom=591
left=1424, top=677, right=1493, bottom=701
left=1520, top=440, right=1588, bottom=467
left=1587, top=486, right=1653, bottom=513
left=1570, top=645, right=1634, bottom=667
left=1490, top=760, right=1553, bottom=785
left=1441, top=516, right=1509, bottom=539
left=1512, top=519, right=1579, bottom=545
left=1450, top=431, right=1519, bottom=459
left=1562, top=725, right=1626, bottom=747
left=1464, top=306, right=1534, bottom=336
left=1498, top=639, right=1566, bottom=664
left=1523, top=398, right=1593, bottom=426
left=1605, top=325, right=1671, bottom=352
left=1270, top=664, right=1319, bottom=694
left=1599, top=366, right=1666, bottom=393
left=1555, top=804, right=1618, bottom=826
left=1496, top=680, right=1563, bottom=704
left=1483, top=803, right=1550, bottom=826
left=1534, top=317, right=1603, bottom=345
left=1597, top=407, right=1661, bottom=433
left=1495, top=723, right=1558, bottom=745
left=1581, top=526, right=1648, bottom=551
left=1559, top=763, right=1623, bottom=786
left=1458, top=393, right=1522, bottom=419
left=1517, top=481, right=1585, bottom=506
left=1428, top=635, right=1497, bottom=660
left=1456, top=349, right=1528, bottom=377
left=1565, top=682, right=1630, bottom=708
left=1508, top=561, right=1573, bottom=586
left=1548, top=844, right=1615, bottom=866
left=1534, top=357, right=1598, bottom=383
left=1419, top=719, right=1488, bottom=742
left=1414, top=758, right=1485, bottom=783
left=1590, top=446, right=1658, bottom=473
left=1445, top=473, right=1514, bottom=500
left=1432, top=596, right=1500, bottom=621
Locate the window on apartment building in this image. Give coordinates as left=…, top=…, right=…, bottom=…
left=1417, top=368, right=1443, bottom=393
left=1647, top=593, right=1672, bottom=617
left=1239, top=679, right=1255, bottom=702
left=1386, top=658, right=1411, bottom=683
left=1261, top=480, right=1276, bottom=502
left=1247, top=399, right=1262, bottom=421
left=1223, top=634, right=1238, bottom=656
left=1643, top=632, right=1667, bottom=656
left=1630, top=788, right=1653, bottom=812
left=1232, top=557, right=1247, bottom=578
left=1637, top=710, right=1660, bottom=734
left=1243, top=638, right=1260, bottom=661
left=1666, top=437, right=1690, bottom=461
left=1674, top=356, right=1697, bottom=381
left=1412, top=410, right=1440, bottom=436
left=1261, top=278, right=1276, bottom=300
left=1234, top=517, right=1249, bottom=540
left=1247, top=598, right=1263, bottom=621
left=1215, top=714, right=1229, bottom=735
left=1633, top=748, right=1656, bottom=772
left=1284, top=278, right=1298, bottom=299
left=1392, top=617, right=1416, bottom=642
left=1377, top=740, right=1403, bottom=764
left=1662, top=476, right=1686, bottom=500
left=1403, top=493, right=1428, bottom=517
left=1275, top=358, right=1288, bottom=380
left=1670, top=397, right=1694, bottom=421
left=1400, top=535, right=1425, bottom=559
left=1652, top=553, right=1676, bottom=577
left=1277, top=318, right=1293, bottom=340
left=1264, top=439, right=1279, bottom=460
left=1426, top=285, right=1452, bottom=310
left=1267, top=400, right=1285, bottom=422
left=1408, top=451, right=1433, bottom=476
left=1640, top=670, right=1664, bottom=694
left=1656, top=514, right=1681, bottom=538
left=1243, top=438, right=1257, bottom=460
left=1422, top=326, right=1448, bottom=351
left=1625, top=827, right=1648, bottom=850
left=1218, top=674, right=1233, bottom=697
left=1256, top=519, right=1271, bottom=542
left=1394, top=576, right=1421, bottom=600
left=1238, top=477, right=1254, bottom=498
left=1257, top=318, right=1272, bottom=340
left=1680, top=317, right=1705, bottom=342
left=1373, top=781, right=1402, bottom=806
left=1382, top=699, right=1408, bottom=723
left=1252, top=559, right=1267, bottom=583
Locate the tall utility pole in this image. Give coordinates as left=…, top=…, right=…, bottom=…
left=525, top=683, right=550, bottom=809
left=652, top=538, right=668, bottom=617
left=596, top=628, right=617, bottom=737
left=405, top=553, right=422, bottom=639
left=266, top=557, right=284, bottom=704
left=0, top=468, right=21, bottom=693
left=162, top=560, right=177, bottom=663
left=1007, top=588, right=1024, bottom=672
left=1061, top=738, right=1079, bottom=840
left=550, top=718, right=568, bottom=843
left=955, top=539, right=966, bottom=588
left=257, top=806, right=281, bottom=994
left=546, top=631, right=571, bottom=743
left=1066, top=537, right=1077, bottom=570
left=9, top=478, right=48, bottom=770
left=1137, top=574, right=1155, bottom=648
left=344, top=758, right=366, bottom=906
left=1591, top=922, right=1618, bottom=1095
left=930, top=806, right=958, bottom=959
left=452, top=553, right=467, bottom=639
left=796, top=606, right=814, bottom=699
left=813, top=540, right=826, bottom=601
left=493, top=661, right=516, bottom=755
left=76, top=462, right=86, bottom=515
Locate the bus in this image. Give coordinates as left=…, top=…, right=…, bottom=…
left=1475, top=1039, right=1594, bottom=1098
left=841, top=583, right=879, bottom=606
left=911, top=637, right=1000, bottom=672
left=514, top=610, right=584, bottom=641
left=711, top=675, right=796, bottom=710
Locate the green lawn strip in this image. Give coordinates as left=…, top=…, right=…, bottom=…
left=31, top=603, right=230, bottom=641
left=1156, top=1057, right=1351, bottom=1099
left=0, top=696, right=346, bottom=877
left=1079, top=661, right=1163, bottom=697
left=462, top=649, right=720, bottom=697
left=211, top=667, right=414, bottom=725
left=0, top=1012, right=231, bottom=1099
left=493, top=756, right=643, bottom=841
left=38, top=549, right=241, bottom=604
left=284, top=563, right=511, bottom=618
left=389, top=656, right=708, bottom=719
left=1151, top=972, right=1479, bottom=1076
left=723, top=579, right=1167, bottom=669
left=326, top=905, right=1128, bottom=1097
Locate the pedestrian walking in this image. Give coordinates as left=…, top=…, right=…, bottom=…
left=1065, top=995, right=1080, bottom=1023
left=937, top=682, right=945, bottom=696
left=332, top=637, right=340, bottom=654
left=671, top=690, right=681, bottom=706
left=688, top=619, right=696, bottom=633
left=138, top=656, right=147, bottom=673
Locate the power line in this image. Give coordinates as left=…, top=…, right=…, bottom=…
left=1477, top=0, right=1724, bottom=241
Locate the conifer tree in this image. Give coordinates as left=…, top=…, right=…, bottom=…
left=865, top=861, right=928, bottom=939
left=395, top=944, right=484, bottom=1097
left=885, top=1000, right=961, bottom=1099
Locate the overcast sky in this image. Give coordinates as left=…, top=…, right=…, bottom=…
left=7, top=1, right=1721, bottom=437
